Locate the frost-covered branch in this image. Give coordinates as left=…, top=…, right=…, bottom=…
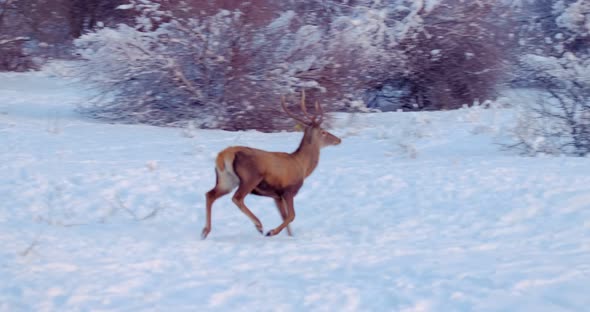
left=0, top=36, right=29, bottom=46
left=509, top=53, right=590, bottom=156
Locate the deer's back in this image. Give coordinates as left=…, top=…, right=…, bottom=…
left=220, top=146, right=304, bottom=190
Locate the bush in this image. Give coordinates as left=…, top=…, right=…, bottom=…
left=506, top=0, right=590, bottom=157
left=398, top=1, right=506, bottom=111
left=509, top=53, right=590, bottom=156
left=73, top=0, right=511, bottom=130
left=0, top=37, right=35, bottom=71
left=73, top=1, right=405, bottom=130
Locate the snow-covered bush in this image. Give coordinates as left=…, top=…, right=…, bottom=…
left=397, top=0, right=506, bottom=111
left=74, top=3, right=238, bottom=128
left=556, top=0, right=590, bottom=38
left=0, top=0, right=127, bottom=71
left=510, top=53, right=590, bottom=156
left=73, top=0, right=512, bottom=130
left=0, top=37, right=34, bottom=71
left=508, top=0, right=590, bottom=156
left=74, top=1, right=337, bottom=130
left=73, top=1, right=402, bottom=130
left=0, top=0, right=34, bottom=71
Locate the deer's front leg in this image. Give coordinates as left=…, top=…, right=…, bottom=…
left=266, top=194, right=295, bottom=237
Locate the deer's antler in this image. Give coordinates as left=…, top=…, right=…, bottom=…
left=281, top=90, right=325, bottom=126
left=314, top=100, right=324, bottom=125
left=299, top=89, right=315, bottom=122
left=281, top=95, right=309, bottom=125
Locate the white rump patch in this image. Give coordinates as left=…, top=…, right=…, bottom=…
left=216, top=163, right=239, bottom=192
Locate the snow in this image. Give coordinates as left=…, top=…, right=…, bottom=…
left=115, top=4, right=134, bottom=10
left=521, top=53, right=590, bottom=85
left=555, top=0, right=590, bottom=37
left=267, top=10, right=296, bottom=30
left=1, top=71, right=590, bottom=311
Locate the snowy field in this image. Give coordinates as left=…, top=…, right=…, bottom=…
left=1, top=71, right=589, bottom=311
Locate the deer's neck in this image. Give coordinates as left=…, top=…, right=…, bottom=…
left=292, top=134, right=320, bottom=178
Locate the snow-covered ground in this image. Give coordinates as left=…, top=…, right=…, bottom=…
left=1, top=71, right=589, bottom=311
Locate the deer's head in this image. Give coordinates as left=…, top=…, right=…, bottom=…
left=281, top=90, right=341, bottom=148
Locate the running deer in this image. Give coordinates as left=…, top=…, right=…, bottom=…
left=201, top=91, right=341, bottom=239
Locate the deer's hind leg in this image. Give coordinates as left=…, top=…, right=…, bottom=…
left=202, top=169, right=238, bottom=239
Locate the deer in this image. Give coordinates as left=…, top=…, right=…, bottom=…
left=201, top=90, right=342, bottom=239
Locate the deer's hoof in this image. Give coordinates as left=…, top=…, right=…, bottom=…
left=265, top=230, right=275, bottom=237
left=201, top=228, right=210, bottom=240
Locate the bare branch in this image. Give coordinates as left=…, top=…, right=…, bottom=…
left=0, top=36, right=30, bottom=46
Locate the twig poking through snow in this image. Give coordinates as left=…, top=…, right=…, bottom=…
left=20, top=236, right=40, bottom=257
left=113, top=195, right=162, bottom=221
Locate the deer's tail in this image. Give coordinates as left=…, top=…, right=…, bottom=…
left=214, top=148, right=240, bottom=191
